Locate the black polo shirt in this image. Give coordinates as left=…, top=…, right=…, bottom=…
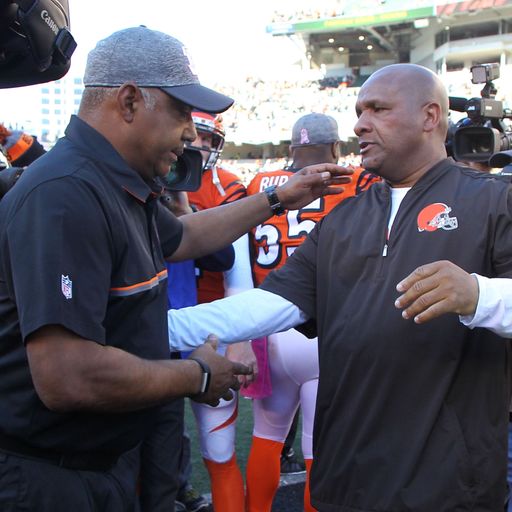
left=0, top=115, right=183, bottom=456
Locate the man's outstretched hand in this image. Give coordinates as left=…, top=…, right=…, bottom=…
left=189, top=334, right=253, bottom=406
left=226, top=341, right=258, bottom=388
left=276, top=163, right=353, bottom=211
left=394, top=260, right=479, bottom=324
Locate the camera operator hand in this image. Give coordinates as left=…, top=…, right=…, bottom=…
left=160, top=190, right=194, bottom=217
left=394, top=260, right=479, bottom=324
left=275, top=163, right=353, bottom=211
left=188, top=334, right=252, bottom=407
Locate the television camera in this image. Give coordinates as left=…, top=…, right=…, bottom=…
left=448, top=63, right=512, bottom=164
left=159, top=147, right=203, bottom=192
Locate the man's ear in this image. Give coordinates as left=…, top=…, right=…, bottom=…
left=332, top=141, right=341, bottom=161
left=117, top=83, right=141, bottom=123
left=423, top=102, right=442, bottom=133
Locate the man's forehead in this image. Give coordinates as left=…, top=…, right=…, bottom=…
left=357, top=85, right=388, bottom=105
left=358, top=75, right=402, bottom=102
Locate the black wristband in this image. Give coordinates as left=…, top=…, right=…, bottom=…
left=264, top=185, right=286, bottom=216
left=188, top=356, right=211, bottom=394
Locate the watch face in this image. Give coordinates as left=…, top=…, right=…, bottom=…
left=200, top=371, right=209, bottom=394
left=190, top=357, right=211, bottom=394
left=265, top=186, right=285, bottom=216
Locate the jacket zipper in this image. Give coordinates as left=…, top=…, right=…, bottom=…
left=377, top=190, right=392, bottom=278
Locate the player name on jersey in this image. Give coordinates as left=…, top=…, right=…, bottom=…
left=258, top=174, right=289, bottom=191
left=247, top=167, right=379, bottom=285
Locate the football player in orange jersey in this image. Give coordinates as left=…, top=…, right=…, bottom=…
left=245, top=113, right=379, bottom=512
left=186, top=112, right=256, bottom=512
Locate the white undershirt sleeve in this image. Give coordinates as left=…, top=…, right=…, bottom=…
left=459, top=273, right=512, bottom=338
left=168, top=288, right=309, bottom=351
left=223, top=234, right=254, bottom=296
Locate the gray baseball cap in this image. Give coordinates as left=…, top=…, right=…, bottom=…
left=291, top=113, right=340, bottom=147
left=83, top=26, right=233, bottom=113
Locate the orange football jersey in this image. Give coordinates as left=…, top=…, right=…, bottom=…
left=188, top=167, right=247, bottom=303
left=247, top=167, right=379, bottom=285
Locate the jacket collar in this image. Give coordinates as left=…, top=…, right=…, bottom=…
left=65, top=115, right=162, bottom=203
left=379, top=158, right=455, bottom=194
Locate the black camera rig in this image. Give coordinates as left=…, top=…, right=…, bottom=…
left=448, top=63, right=512, bottom=163
left=0, top=0, right=76, bottom=88
left=158, top=147, right=204, bottom=192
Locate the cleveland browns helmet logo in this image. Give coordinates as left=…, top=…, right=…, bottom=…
left=417, top=203, right=458, bottom=232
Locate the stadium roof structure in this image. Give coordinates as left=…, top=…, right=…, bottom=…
left=267, top=0, right=512, bottom=73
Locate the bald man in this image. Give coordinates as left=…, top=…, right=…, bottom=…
left=169, top=63, right=512, bottom=511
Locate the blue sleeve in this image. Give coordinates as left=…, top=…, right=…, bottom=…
left=166, top=261, right=197, bottom=310
left=195, top=244, right=235, bottom=272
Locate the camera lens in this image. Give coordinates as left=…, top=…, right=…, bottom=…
left=165, top=162, right=186, bottom=187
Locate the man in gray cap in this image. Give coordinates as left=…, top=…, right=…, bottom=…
left=291, top=112, right=340, bottom=152
left=0, top=27, right=350, bottom=511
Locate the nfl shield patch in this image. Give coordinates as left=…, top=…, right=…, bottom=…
left=61, top=275, right=72, bottom=299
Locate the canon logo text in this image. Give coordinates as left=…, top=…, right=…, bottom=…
left=41, top=10, right=59, bottom=35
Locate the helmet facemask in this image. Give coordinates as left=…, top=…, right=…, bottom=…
left=187, top=112, right=225, bottom=170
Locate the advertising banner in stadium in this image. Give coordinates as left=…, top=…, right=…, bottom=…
left=267, top=7, right=435, bottom=35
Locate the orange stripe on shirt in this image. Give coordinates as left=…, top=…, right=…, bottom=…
left=110, top=269, right=168, bottom=297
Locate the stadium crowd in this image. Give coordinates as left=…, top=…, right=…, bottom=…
left=213, top=77, right=360, bottom=144
left=269, top=0, right=434, bottom=23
